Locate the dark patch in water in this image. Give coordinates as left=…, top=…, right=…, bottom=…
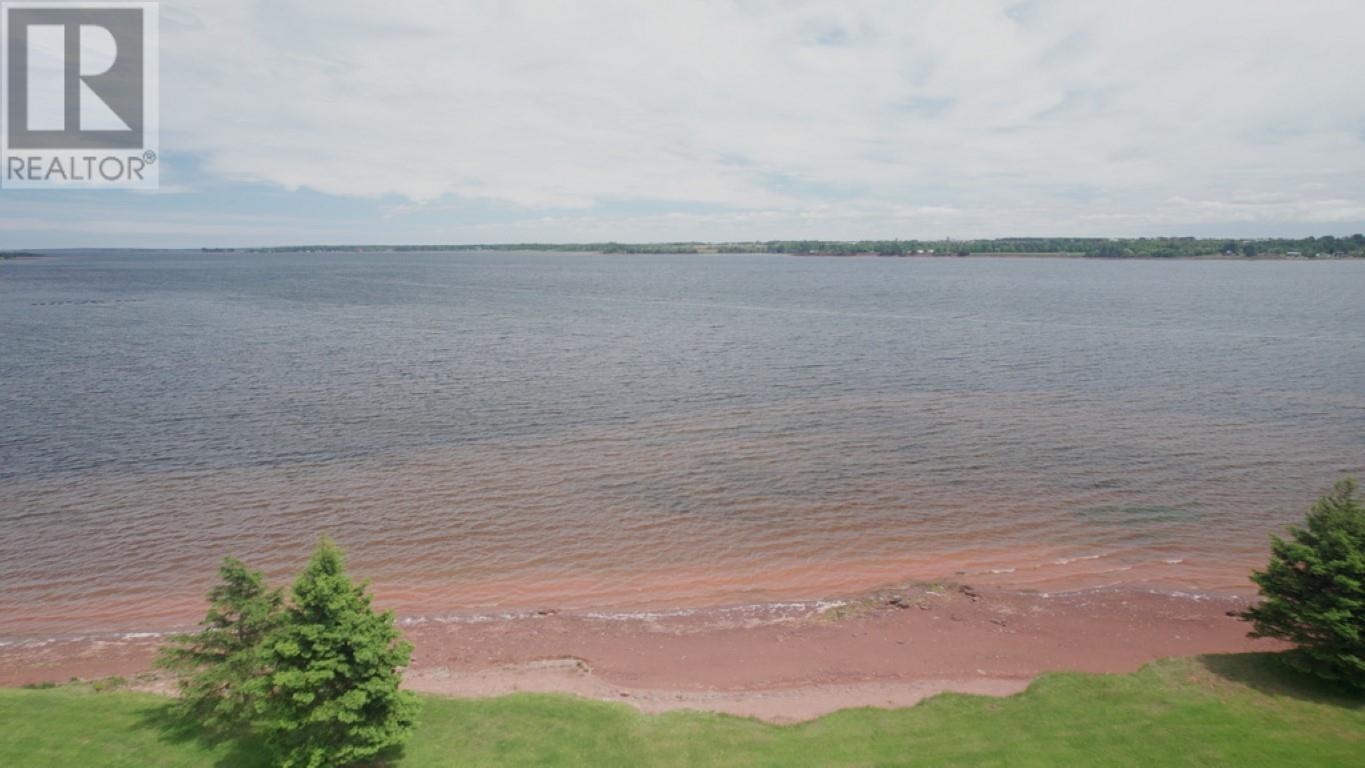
left=1074, top=504, right=1204, bottom=525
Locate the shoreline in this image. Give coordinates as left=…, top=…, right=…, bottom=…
left=16, top=247, right=1363, bottom=261
left=0, top=583, right=1281, bottom=722
left=218, top=250, right=1365, bottom=260
left=0, top=577, right=1258, bottom=647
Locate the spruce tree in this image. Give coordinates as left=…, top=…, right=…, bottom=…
left=257, top=538, right=418, bottom=768
left=156, top=557, right=284, bottom=730
left=1243, top=478, right=1365, bottom=688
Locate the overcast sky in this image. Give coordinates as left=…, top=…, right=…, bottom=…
left=4, top=0, right=1365, bottom=248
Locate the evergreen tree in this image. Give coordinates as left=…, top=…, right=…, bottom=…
left=256, top=538, right=418, bottom=767
left=156, top=557, right=284, bottom=730
left=1243, top=478, right=1365, bottom=688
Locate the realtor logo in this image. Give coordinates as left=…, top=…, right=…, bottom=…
left=1, top=1, right=158, bottom=189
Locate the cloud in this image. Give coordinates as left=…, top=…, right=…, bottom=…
left=6, top=1, right=1365, bottom=245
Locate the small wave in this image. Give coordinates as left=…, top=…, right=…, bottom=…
left=1157, top=589, right=1215, bottom=601
left=0, top=638, right=52, bottom=648
left=1053, top=554, right=1104, bottom=565
left=583, top=600, right=841, bottom=622
left=393, top=599, right=848, bottom=627
left=0, top=629, right=170, bottom=648
left=398, top=610, right=546, bottom=625
left=581, top=608, right=700, bottom=622
left=1037, top=585, right=1246, bottom=603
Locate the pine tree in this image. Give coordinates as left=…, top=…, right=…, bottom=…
left=1243, top=478, right=1365, bottom=688
left=156, top=557, right=284, bottom=730
left=256, top=538, right=419, bottom=768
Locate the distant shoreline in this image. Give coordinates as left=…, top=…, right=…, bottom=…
left=7, top=240, right=1364, bottom=260
left=193, top=237, right=1365, bottom=260
left=788, top=251, right=1349, bottom=260
left=12, top=248, right=1364, bottom=261
left=185, top=234, right=1365, bottom=260
left=186, top=248, right=1363, bottom=261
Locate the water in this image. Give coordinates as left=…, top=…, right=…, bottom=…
left=2, top=250, right=1362, bottom=639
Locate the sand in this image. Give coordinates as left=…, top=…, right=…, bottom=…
left=0, top=584, right=1281, bottom=722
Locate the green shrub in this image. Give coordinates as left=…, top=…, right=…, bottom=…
left=254, top=538, right=419, bottom=768
left=156, top=557, right=284, bottom=730
left=1243, top=478, right=1365, bottom=688
left=90, top=676, right=128, bottom=693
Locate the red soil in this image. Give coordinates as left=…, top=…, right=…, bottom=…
left=0, top=585, right=1281, bottom=721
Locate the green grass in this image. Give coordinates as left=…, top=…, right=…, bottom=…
left=2, top=654, right=1362, bottom=767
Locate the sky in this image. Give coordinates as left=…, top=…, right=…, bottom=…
left=3, top=0, right=1365, bottom=248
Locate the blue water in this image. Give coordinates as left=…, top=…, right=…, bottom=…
left=1, top=251, right=1363, bottom=636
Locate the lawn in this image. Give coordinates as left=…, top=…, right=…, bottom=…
left=2, top=654, right=1362, bottom=767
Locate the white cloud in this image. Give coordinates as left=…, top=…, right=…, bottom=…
left=133, top=1, right=1365, bottom=236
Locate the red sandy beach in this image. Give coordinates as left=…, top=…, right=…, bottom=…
left=0, top=582, right=1281, bottom=722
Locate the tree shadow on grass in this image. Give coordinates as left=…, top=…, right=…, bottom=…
left=132, top=701, right=274, bottom=768
left=132, top=702, right=410, bottom=768
left=1198, top=652, right=1365, bottom=709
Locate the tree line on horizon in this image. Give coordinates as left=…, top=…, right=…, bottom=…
left=202, top=234, right=1365, bottom=259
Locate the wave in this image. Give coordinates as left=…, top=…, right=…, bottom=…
left=1053, top=554, right=1105, bottom=565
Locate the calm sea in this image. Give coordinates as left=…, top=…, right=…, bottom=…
left=2, top=251, right=1362, bottom=638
